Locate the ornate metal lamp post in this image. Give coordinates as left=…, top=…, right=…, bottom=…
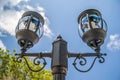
left=15, top=9, right=107, bottom=80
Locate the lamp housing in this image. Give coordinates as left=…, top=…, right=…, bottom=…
left=15, top=11, right=44, bottom=51
left=78, top=9, right=107, bottom=51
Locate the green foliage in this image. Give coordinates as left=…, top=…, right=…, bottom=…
left=0, top=48, right=53, bottom=80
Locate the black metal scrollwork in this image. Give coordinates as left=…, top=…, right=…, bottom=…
left=79, top=57, right=87, bottom=66
left=15, top=56, right=23, bottom=63
left=23, top=56, right=47, bottom=72
left=98, top=57, right=105, bottom=63
left=73, top=54, right=105, bottom=72
left=14, top=53, right=47, bottom=72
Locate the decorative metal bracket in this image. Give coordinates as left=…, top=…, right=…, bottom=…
left=68, top=53, right=106, bottom=72
left=15, top=52, right=106, bottom=73
left=15, top=52, right=51, bottom=72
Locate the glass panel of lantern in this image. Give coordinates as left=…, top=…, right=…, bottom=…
left=15, top=16, right=29, bottom=32
left=16, top=15, right=44, bottom=38
left=28, top=16, right=43, bottom=38
left=78, top=14, right=102, bottom=37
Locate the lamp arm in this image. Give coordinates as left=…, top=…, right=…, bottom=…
left=15, top=52, right=52, bottom=58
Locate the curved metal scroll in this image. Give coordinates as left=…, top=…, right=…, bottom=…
left=15, top=56, right=47, bottom=72
left=16, top=56, right=23, bottom=63
left=73, top=54, right=105, bottom=72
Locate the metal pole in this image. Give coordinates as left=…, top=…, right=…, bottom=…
left=51, top=35, right=68, bottom=80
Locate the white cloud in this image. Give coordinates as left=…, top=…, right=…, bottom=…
left=0, top=10, right=23, bottom=36
left=0, top=0, right=29, bottom=7
left=0, top=0, right=53, bottom=38
left=107, top=34, right=120, bottom=51
left=36, top=6, right=54, bottom=38
left=0, top=40, right=6, bottom=50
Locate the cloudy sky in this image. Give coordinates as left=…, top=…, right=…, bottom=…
left=0, top=0, right=120, bottom=80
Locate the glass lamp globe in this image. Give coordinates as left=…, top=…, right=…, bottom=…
left=16, top=11, right=44, bottom=51
left=78, top=9, right=107, bottom=52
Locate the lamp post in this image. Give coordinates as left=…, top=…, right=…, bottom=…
left=15, top=9, right=107, bottom=80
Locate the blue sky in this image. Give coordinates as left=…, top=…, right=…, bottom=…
left=0, top=0, right=120, bottom=80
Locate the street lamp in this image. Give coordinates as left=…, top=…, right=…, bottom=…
left=78, top=9, right=107, bottom=53
left=16, top=11, right=44, bottom=52
left=15, top=9, right=107, bottom=80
